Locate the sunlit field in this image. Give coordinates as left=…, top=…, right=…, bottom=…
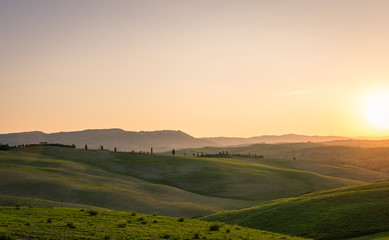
left=3, top=1, right=389, bottom=239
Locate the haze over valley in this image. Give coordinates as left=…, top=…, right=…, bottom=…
left=2, top=0, right=389, bottom=239
left=0, top=128, right=352, bottom=152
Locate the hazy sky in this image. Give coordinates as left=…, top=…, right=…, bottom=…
left=2, top=0, right=389, bottom=137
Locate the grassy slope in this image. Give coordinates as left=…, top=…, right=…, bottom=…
left=0, top=206, right=309, bottom=240
left=0, top=195, right=108, bottom=210
left=176, top=143, right=389, bottom=172
left=35, top=146, right=384, bottom=199
left=202, top=182, right=389, bottom=240
left=0, top=146, right=387, bottom=217
left=0, top=147, right=247, bottom=218
left=350, top=231, right=389, bottom=240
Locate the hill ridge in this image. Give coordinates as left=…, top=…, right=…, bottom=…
left=0, top=129, right=215, bottom=152
left=202, top=181, right=389, bottom=240
left=0, top=128, right=357, bottom=152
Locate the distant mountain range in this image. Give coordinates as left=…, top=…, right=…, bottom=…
left=0, top=129, right=350, bottom=152
left=202, top=134, right=349, bottom=146
left=0, top=129, right=214, bottom=152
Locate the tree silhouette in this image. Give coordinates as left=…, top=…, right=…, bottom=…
left=114, top=147, right=117, bottom=152
left=151, top=147, right=153, bottom=154
left=0, top=143, right=11, bottom=151
left=100, top=146, right=103, bottom=150
left=172, top=149, right=175, bottom=156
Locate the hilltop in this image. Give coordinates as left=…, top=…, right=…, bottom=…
left=202, top=181, right=389, bottom=240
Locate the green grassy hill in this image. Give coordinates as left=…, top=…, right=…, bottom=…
left=0, top=195, right=108, bottom=210
left=0, top=206, right=308, bottom=240
left=0, top=147, right=247, bottom=217
left=0, top=146, right=387, bottom=218
left=202, top=181, right=389, bottom=240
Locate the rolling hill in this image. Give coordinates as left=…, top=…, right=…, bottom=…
left=0, top=145, right=387, bottom=219
left=202, top=134, right=349, bottom=146
left=0, top=146, right=249, bottom=217
left=175, top=142, right=389, bottom=172
left=321, top=139, right=389, bottom=148
left=202, top=181, right=389, bottom=240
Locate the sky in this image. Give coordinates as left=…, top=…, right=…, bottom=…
left=1, top=0, right=389, bottom=137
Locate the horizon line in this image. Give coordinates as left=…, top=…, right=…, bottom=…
left=0, top=128, right=374, bottom=139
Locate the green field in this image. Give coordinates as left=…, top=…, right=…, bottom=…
left=202, top=181, right=389, bottom=240
left=0, top=147, right=248, bottom=217
left=0, top=206, right=308, bottom=240
left=0, top=146, right=387, bottom=218
left=2, top=146, right=389, bottom=239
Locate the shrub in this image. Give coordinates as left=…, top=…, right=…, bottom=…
left=137, top=217, right=144, bottom=221
left=178, top=218, right=184, bottom=222
left=131, top=212, right=136, bottom=216
left=153, top=220, right=158, bottom=223
left=46, top=218, right=52, bottom=223
left=66, top=222, right=75, bottom=229
left=209, top=224, right=220, bottom=231
left=160, top=234, right=170, bottom=239
left=226, top=229, right=230, bottom=233
left=141, top=221, right=147, bottom=225
left=116, top=219, right=127, bottom=228
left=87, top=210, right=98, bottom=216
left=0, top=232, right=15, bottom=240
left=194, top=233, right=200, bottom=239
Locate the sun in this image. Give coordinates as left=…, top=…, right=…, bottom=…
left=363, top=92, right=389, bottom=129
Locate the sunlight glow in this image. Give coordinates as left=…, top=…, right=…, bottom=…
left=364, top=92, right=389, bottom=129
